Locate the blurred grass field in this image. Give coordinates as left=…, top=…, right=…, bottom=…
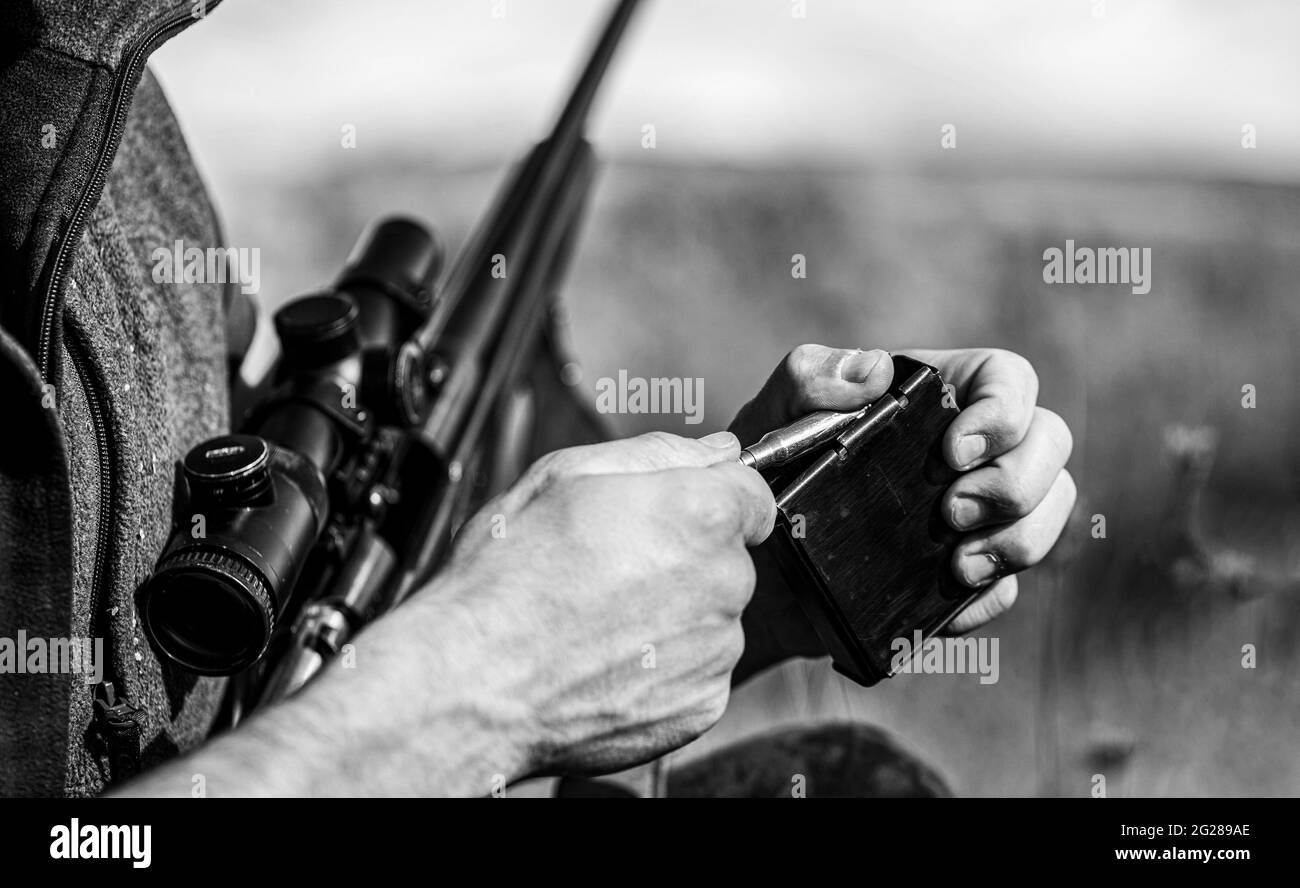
left=225, top=156, right=1300, bottom=796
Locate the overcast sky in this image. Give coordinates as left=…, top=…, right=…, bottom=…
left=154, top=0, right=1299, bottom=188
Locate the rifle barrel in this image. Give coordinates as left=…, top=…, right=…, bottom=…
left=411, top=0, right=643, bottom=362
left=390, top=144, right=596, bottom=606
left=549, top=0, right=641, bottom=154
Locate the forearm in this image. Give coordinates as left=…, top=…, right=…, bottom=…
left=113, top=579, right=535, bottom=797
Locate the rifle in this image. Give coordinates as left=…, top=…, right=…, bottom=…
left=138, top=0, right=643, bottom=722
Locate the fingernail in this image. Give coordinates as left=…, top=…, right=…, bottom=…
left=955, top=434, right=989, bottom=468
left=839, top=349, right=886, bottom=384
left=700, top=431, right=738, bottom=449
left=958, top=552, right=1002, bottom=587
left=950, top=496, right=983, bottom=530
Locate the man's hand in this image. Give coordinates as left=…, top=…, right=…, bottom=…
left=433, top=430, right=776, bottom=777
left=731, top=344, right=1076, bottom=681
left=119, top=431, right=774, bottom=797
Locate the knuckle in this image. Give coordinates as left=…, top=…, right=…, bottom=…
left=988, top=472, right=1035, bottom=518
left=958, top=400, right=1015, bottom=452
left=527, top=448, right=577, bottom=487
left=783, top=343, right=827, bottom=384
left=638, top=430, right=683, bottom=456
left=1004, top=533, right=1034, bottom=566
left=679, top=482, right=734, bottom=534
left=1036, top=407, right=1074, bottom=464
left=721, top=624, right=747, bottom=666
left=713, top=551, right=757, bottom=612
left=994, top=348, right=1038, bottom=393
left=627, top=432, right=677, bottom=471
left=998, top=528, right=1045, bottom=569
left=641, top=430, right=678, bottom=446
left=988, top=406, right=1019, bottom=442
left=1058, top=467, right=1078, bottom=509
left=700, top=684, right=731, bottom=727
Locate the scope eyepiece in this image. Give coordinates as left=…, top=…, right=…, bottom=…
left=139, top=435, right=329, bottom=676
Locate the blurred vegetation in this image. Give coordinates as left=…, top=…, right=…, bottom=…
left=225, top=157, right=1300, bottom=796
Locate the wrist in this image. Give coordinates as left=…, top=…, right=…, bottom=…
left=259, top=569, right=539, bottom=795
left=398, top=571, right=545, bottom=784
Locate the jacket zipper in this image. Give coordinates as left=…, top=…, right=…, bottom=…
left=65, top=324, right=141, bottom=778
left=37, top=2, right=222, bottom=780
left=36, top=2, right=222, bottom=380
left=63, top=328, right=113, bottom=654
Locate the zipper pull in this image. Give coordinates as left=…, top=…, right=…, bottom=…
left=93, top=680, right=143, bottom=783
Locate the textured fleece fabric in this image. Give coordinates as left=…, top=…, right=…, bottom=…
left=1, top=1, right=232, bottom=796
left=7, top=0, right=195, bottom=69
